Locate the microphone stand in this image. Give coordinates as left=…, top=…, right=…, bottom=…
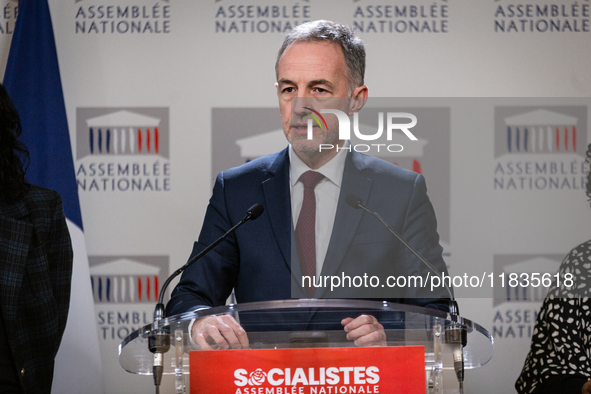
left=346, top=194, right=465, bottom=392
left=149, top=204, right=264, bottom=394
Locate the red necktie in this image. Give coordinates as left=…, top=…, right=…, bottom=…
left=295, top=170, right=325, bottom=298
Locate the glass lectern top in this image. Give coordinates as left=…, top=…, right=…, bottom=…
left=119, top=299, right=493, bottom=376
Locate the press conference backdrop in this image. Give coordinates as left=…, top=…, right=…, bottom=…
left=1, top=0, right=590, bottom=393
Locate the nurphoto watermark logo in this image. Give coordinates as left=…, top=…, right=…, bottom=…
left=292, top=97, right=419, bottom=154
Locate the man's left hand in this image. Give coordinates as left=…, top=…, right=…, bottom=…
left=341, top=315, right=386, bottom=347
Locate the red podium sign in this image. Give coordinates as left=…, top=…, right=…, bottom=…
left=190, top=346, right=425, bottom=394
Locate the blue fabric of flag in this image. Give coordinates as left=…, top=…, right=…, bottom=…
left=3, top=0, right=83, bottom=230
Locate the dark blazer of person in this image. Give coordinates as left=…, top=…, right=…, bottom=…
left=167, top=147, right=449, bottom=316
left=0, top=185, right=73, bottom=394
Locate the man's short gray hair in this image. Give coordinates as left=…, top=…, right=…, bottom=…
left=275, top=20, right=366, bottom=90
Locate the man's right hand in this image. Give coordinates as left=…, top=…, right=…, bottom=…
left=191, top=315, right=249, bottom=350
left=582, top=380, right=591, bottom=394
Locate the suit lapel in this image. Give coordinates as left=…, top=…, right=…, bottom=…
left=315, top=151, right=372, bottom=298
left=262, top=148, right=292, bottom=272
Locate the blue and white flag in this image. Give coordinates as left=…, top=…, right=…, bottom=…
left=4, top=0, right=104, bottom=392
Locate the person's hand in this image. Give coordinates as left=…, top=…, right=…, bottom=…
left=191, top=315, right=249, bottom=350
left=341, top=315, right=386, bottom=347
left=582, top=380, right=591, bottom=394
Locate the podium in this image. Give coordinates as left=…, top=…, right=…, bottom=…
left=119, top=299, right=493, bottom=393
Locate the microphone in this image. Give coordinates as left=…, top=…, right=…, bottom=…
left=346, top=193, right=465, bottom=384
left=345, top=193, right=363, bottom=209
left=149, top=203, right=264, bottom=393
left=155, top=203, right=264, bottom=313
left=245, top=203, right=264, bottom=221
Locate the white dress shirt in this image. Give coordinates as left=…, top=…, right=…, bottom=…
left=289, top=144, right=348, bottom=278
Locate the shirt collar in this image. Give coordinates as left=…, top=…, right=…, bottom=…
left=289, top=142, right=348, bottom=188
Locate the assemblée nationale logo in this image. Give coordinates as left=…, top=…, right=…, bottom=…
left=493, top=106, right=587, bottom=191
left=74, top=0, right=171, bottom=35
left=90, top=255, right=169, bottom=341
left=351, top=0, right=450, bottom=34
left=75, top=107, right=171, bottom=192
left=493, top=0, right=590, bottom=33
left=491, top=254, right=562, bottom=340
left=214, top=1, right=311, bottom=34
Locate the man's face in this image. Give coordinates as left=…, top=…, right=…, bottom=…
left=276, top=41, right=363, bottom=160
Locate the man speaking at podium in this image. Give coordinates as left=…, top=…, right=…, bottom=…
left=167, top=20, right=450, bottom=349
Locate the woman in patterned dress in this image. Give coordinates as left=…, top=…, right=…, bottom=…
left=515, top=145, right=591, bottom=394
